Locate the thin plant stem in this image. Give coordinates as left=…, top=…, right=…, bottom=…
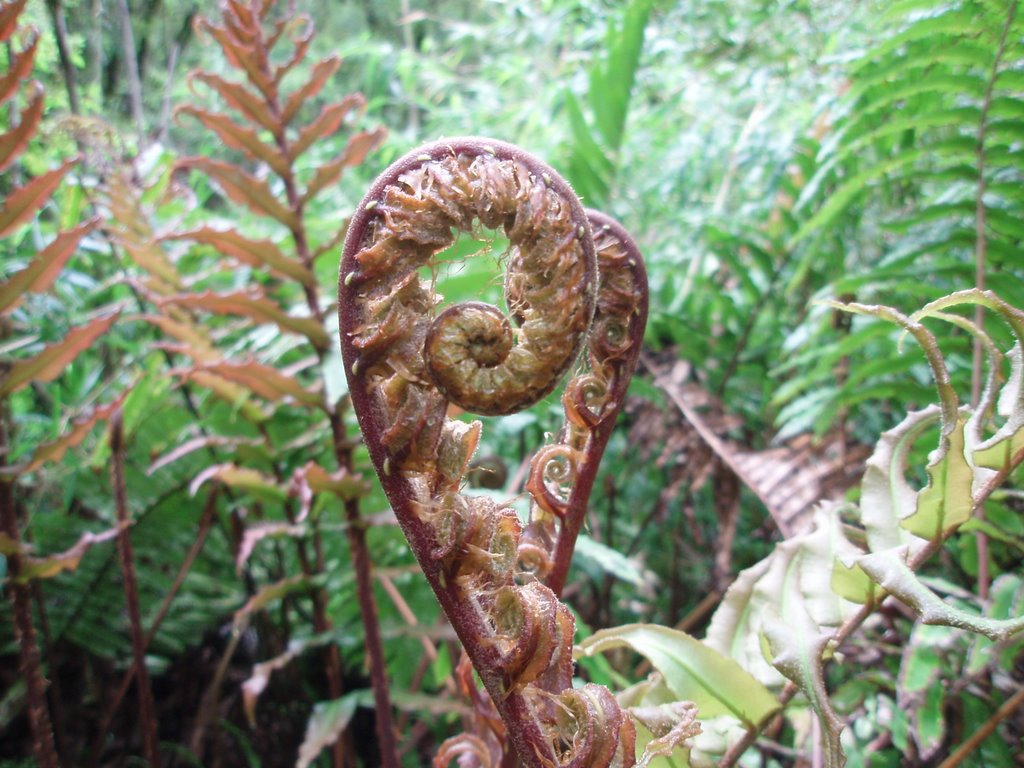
left=30, top=579, right=68, bottom=758
left=971, top=0, right=1018, bottom=602
left=0, top=420, right=60, bottom=768
left=88, top=490, right=218, bottom=767
left=936, top=685, right=1024, bottom=768
left=110, top=411, right=161, bottom=768
left=115, top=0, right=145, bottom=142
left=42, top=0, right=79, bottom=114
left=269, top=84, right=400, bottom=767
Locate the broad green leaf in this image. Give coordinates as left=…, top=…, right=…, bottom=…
left=573, top=534, right=648, bottom=588
left=858, top=406, right=940, bottom=553
left=576, top=624, right=779, bottom=726
left=858, top=549, right=1024, bottom=641
left=967, top=574, right=1024, bottom=674
left=564, top=90, right=612, bottom=204
left=589, top=0, right=651, bottom=151
left=632, top=721, right=692, bottom=768
left=915, top=683, right=946, bottom=759
left=296, top=691, right=373, bottom=768
left=831, top=557, right=879, bottom=606
left=631, top=701, right=700, bottom=768
left=901, top=417, right=973, bottom=540
left=899, top=624, right=952, bottom=695
left=974, top=344, right=1024, bottom=471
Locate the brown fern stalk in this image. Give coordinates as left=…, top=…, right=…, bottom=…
left=340, top=138, right=646, bottom=767
left=541, top=210, right=648, bottom=597
left=110, top=411, right=161, bottom=768
left=0, top=2, right=90, bottom=764
left=177, top=2, right=395, bottom=763
left=970, top=0, right=1018, bottom=603
left=88, top=490, right=218, bottom=767
left=1, top=421, right=60, bottom=768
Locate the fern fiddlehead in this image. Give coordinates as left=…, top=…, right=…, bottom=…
left=339, top=138, right=646, bottom=767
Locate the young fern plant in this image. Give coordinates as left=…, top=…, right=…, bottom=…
left=99, top=0, right=390, bottom=763
left=339, top=138, right=650, bottom=768
left=0, top=1, right=129, bottom=764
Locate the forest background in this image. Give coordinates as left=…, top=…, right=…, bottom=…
left=1, top=0, right=1023, bottom=766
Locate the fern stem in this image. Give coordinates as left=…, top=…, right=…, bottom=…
left=936, top=684, right=1024, bottom=768
left=89, top=490, right=217, bottom=766
left=971, top=0, right=1018, bottom=407
left=0, top=420, right=60, bottom=768
left=267, top=76, right=400, bottom=768
left=110, top=411, right=162, bottom=768
left=971, top=0, right=1018, bottom=602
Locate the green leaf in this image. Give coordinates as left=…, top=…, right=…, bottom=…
left=915, top=681, right=946, bottom=758
left=901, top=417, right=973, bottom=540
left=859, top=406, right=940, bottom=553
left=564, top=90, right=612, bottom=204
left=576, top=624, right=779, bottom=726
left=589, top=0, right=651, bottom=151
left=573, top=534, right=648, bottom=588
left=831, top=557, right=879, bottom=606
left=296, top=691, right=373, bottom=768
left=967, top=574, right=1024, bottom=673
